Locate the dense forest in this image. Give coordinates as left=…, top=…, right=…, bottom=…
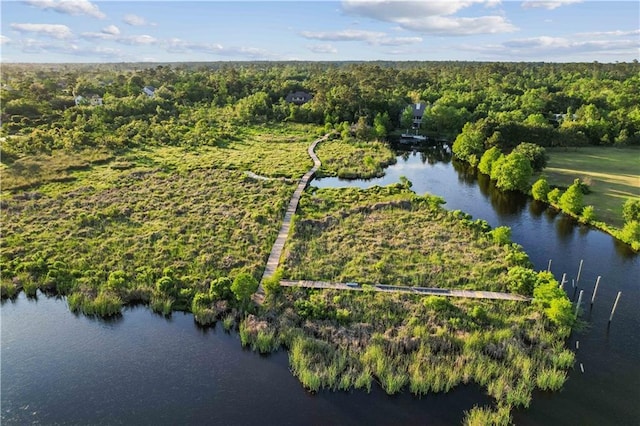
left=2, top=61, right=639, bottom=159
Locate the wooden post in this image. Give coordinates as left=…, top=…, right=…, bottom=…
left=559, top=273, right=567, bottom=290
left=575, top=290, right=584, bottom=317
left=547, top=259, right=552, bottom=272
left=609, top=291, right=622, bottom=323
left=576, top=259, right=584, bottom=286
left=590, top=276, right=601, bottom=307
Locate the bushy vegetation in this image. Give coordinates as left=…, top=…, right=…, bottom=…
left=315, top=138, right=396, bottom=179
left=0, top=124, right=324, bottom=316
left=259, top=183, right=575, bottom=423
left=283, top=185, right=532, bottom=291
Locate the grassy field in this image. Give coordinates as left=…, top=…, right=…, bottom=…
left=542, top=146, right=640, bottom=228
left=0, top=124, right=321, bottom=311
left=283, top=185, right=518, bottom=291
left=315, top=138, right=397, bottom=179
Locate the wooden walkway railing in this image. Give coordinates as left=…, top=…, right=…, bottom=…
left=280, top=280, right=531, bottom=302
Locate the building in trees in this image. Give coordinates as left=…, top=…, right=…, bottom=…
left=285, top=91, right=313, bottom=105
left=410, top=102, right=427, bottom=129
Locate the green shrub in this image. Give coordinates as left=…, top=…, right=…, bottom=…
left=506, top=266, right=537, bottom=296
left=1, top=279, right=18, bottom=298
left=580, top=205, right=595, bottom=223
left=548, top=188, right=562, bottom=204
left=531, top=177, right=550, bottom=202
left=559, top=179, right=584, bottom=215
left=622, top=198, right=640, bottom=223
left=491, top=226, right=512, bottom=245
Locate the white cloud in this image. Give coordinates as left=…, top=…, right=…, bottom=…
left=123, top=14, right=148, bottom=26
left=341, top=0, right=517, bottom=35
left=101, top=25, right=120, bottom=36
left=161, top=38, right=276, bottom=60
left=16, top=38, right=126, bottom=59
left=23, top=0, right=106, bottom=19
left=308, top=44, right=338, bottom=54
left=118, top=35, right=157, bottom=45
left=576, top=29, right=640, bottom=38
left=521, top=0, right=582, bottom=10
left=0, top=35, right=11, bottom=45
left=459, top=34, right=639, bottom=59
left=300, top=29, right=422, bottom=46
left=10, top=23, right=73, bottom=39
left=80, top=30, right=157, bottom=45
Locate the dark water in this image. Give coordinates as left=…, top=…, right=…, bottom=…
left=1, top=293, right=489, bottom=425
left=2, top=145, right=638, bottom=425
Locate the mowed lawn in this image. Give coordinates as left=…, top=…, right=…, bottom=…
left=543, top=146, right=640, bottom=227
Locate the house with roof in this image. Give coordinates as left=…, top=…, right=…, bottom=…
left=411, top=102, right=427, bottom=129
left=285, top=91, right=313, bottom=105
left=142, top=86, right=155, bottom=97
left=75, top=95, right=103, bottom=106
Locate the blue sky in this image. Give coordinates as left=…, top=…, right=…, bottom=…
left=1, top=1, right=638, bottom=62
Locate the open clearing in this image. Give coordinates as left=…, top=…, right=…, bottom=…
left=543, top=146, right=640, bottom=227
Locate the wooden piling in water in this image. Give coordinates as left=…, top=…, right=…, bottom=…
left=547, top=259, right=552, bottom=272
left=575, top=290, right=584, bottom=317
left=609, top=291, right=622, bottom=323
left=576, top=259, right=584, bottom=286
left=560, top=273, right=567, bottom=290
left=590, top=276, right=601, bottom=307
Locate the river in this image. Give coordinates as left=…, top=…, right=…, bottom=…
left=2, top=144, right=638, bottom=425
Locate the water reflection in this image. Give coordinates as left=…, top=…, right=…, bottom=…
left=555, top=215, right=577, bottom=240
left=528, top=200, right=547, bottom=217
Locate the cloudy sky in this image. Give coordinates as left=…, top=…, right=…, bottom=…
left=1, top=0, right=638, bottom=63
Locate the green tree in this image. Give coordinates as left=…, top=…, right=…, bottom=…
left=373, top=112, right=390, bottom=139
left=231, top=273, right=259, bottom=309
left=622, top=198, right=640, bottom=223
left=580, top=205, right=595, bottom=223
left=559, top=179, right=584, bottom=215
left=548, top=188, right=562, bottom=205
left=531, top=177, right=551, bottom=202
left=478, top=146, right=502, bottom=175
left=452, top=122, right=485, bottom=166
left=512, top=142, right=548, bottom=171
left=400, top=105, right=414, bottom=129
left=493, top=152, right=533, bottom=192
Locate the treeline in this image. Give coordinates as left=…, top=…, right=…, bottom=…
left=2, top=61, right=639, bottom=158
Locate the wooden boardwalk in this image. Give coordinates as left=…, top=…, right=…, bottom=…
left=258, top=134, right=327, bottom=292
left=280, top=280, right=531, bottom=302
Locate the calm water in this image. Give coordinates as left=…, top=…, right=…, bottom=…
left=2, top=145, right=639, bottom=425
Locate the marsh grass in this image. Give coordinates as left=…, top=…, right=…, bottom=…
left=150, top=295, right=174, bottom=316
left=315, top=139, right=397, bottom=179
left=222, top=314, right=235, bottom=331
left=284, top=185, right=521, bottom=291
